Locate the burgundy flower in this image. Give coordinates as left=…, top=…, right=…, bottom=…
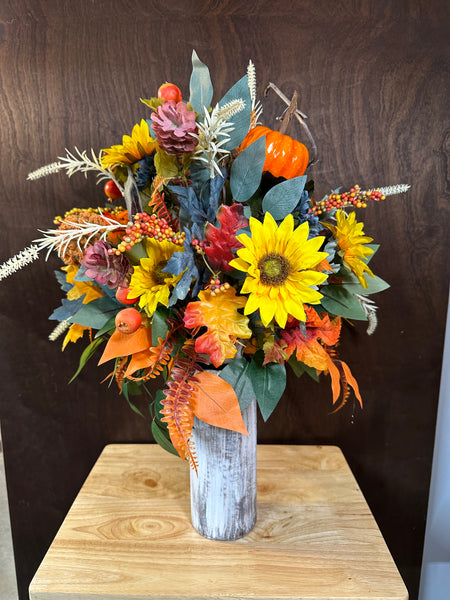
left=151, top=100, right=198, bottom=155
left=81, top=240, right=131, bottom=289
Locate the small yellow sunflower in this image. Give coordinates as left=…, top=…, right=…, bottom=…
left=229, top=213, right=328, bottom=328
left=325, top=210, right=374, bottom=288
left=128, top=238, right=182, bottom=316
left=101, top=119, right=157, bottom=169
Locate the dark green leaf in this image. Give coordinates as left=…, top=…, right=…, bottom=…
left=230, top=136, right=266, bottom=203
left=95, top=316, right=117, bottom=338
left=151, top=307, right=171, bottom=346
left=220, top=358, right=255, bottom=410
left=248, top=352, right=286, bottom=421
left=69, top=337, right=105, bottom=383
left=122, top=380, right=145, bottom=417
left=189, top=50, right=213, bottom=114
left=320, top=286, right=367, bottom=320
left=151, top=420, right=178, bottom=456
left=288, top=357, right=320, bottom=382
left=262, top=176, right=307, bottom=220
left=70, top=296, right=120, bottom=330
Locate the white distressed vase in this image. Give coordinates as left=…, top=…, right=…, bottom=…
left=189, top=397, right=257, bottom=541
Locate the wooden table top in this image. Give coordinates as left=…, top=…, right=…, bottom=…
left=29, top=444, right=408, bottom=600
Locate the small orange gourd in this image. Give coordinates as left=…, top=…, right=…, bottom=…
left=240, top=125, right=309, bottom=179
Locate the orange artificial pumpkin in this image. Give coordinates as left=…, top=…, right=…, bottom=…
left=240, top=125, right=309, bottom=179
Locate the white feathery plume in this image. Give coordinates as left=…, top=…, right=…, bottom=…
left=33, top=209, right=125, bottom=260
left=247, top=59, right=263, bottom=125
left=0, top=245, right=40, bottom=281
left=27, top=148, right=122, bottom=188
left=48, top=319, right=71, bottom=342
left=191, top=99, right=246, bottom=177
left=355, top=294, right=378, bottom=335
left=370, top=184, right=411, bottom=196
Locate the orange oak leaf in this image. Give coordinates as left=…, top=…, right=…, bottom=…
left=190, top=371, right=248, bottom=435
left=98, top=325, right=152, bottom=365
left=183, top=287, right=252, bottom=367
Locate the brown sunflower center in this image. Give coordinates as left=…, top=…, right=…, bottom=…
left=153, top=260, right=168, bottom=285
left=258, top=253, right=291, bottom=286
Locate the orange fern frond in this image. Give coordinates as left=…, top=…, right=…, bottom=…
left=104, top=356, right=128, bottom=393
left=147, top=179, right=178, bottom=229
left=125, top=337, right=173, bottom=382
left=159, top=340, right=207, bottom=473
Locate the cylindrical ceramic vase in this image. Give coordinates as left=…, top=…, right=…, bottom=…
left=189, top=398, right=257, bottom=541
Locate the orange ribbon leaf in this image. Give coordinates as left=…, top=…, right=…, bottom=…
left=190, top=371, right=248, bottom=435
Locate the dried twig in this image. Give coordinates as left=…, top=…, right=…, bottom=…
left=264, top=82, right=318, bottom=166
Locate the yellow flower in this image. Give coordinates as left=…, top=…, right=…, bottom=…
left=325, top=210, right=374, bottom=288
left=229, top=213, right=328, bottom=327
left=128, top=238, right=183, bottom=316
left=101, top=119, right=157, bottom=169
left=62, top=265, right=104, bottom=304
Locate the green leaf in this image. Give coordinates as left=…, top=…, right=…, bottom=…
left=69, top=337, right=105, bottom=383
left=151, top=420, right=178, bottom=456
left=218, top=75, right=252, bottom=150
left=220, top=358, right=255, bottom=410
left=151, top=307, right=170, bottom=346
left=287, top=356, right=305, bottom=378
left=248, top=352, right=286, bottom=421
left=70, top=296, right=120, bottom=330
left=122, top=380, right=145, bottom=417
left=154, top=149, right=180, bottom=178
left=95, top=316, right=116, bottom=338
left=320, top=286, right=367, bottom=320
left=230, top=136, right=266, bottom=203
left=189, top=50, right=213, bottom=114
left=262, top=176, right=307, bottom=220
left=341, top=273, right=390, bottom=295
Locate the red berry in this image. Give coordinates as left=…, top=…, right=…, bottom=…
left=115, top=308, right=142, bottom=334
left=157, top=82, right=182, bottom=103
left=104, top=180, right=122, bottom=200
left=115, top=286, right=139, bottom=305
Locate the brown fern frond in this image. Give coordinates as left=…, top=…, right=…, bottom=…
left=159, top=340, right=205, bottom=473
left=104, top=357, right=129, bottom=393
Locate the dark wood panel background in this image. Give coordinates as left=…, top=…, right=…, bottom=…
left=0, top=1, right=448, bottom=598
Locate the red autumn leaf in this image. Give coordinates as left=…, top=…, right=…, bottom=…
left=204, top=203, right=249, bottom=271
left=190, top=371, right=248, bottom=435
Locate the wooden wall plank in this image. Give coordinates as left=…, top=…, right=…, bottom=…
left=0, top=1, right=448, bottom=598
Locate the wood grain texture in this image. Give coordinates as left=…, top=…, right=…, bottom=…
left=190, top=398, right=257, bottom=540
left=0, top=1, right=448, bottom=599
left=29, top=444, right=408, bottom=600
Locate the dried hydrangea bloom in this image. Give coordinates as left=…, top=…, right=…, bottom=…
left=57, top=211, right=106, bottom=265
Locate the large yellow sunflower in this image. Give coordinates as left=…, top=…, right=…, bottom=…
left=325, top=210, right=374, bottom=288
left=229, top=213, right=328, bottom=328
left=101, top=119, right=157, bottom=169
left=128, top=238, right=183, bottom=316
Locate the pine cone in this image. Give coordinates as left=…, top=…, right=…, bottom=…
left=151, top=101, right=198, bottom=155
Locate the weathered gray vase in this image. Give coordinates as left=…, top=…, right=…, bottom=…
left=189, top=398, right=257, bottom=541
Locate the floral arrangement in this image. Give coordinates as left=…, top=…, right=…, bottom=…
left=1, top=52, right=409, bottom=471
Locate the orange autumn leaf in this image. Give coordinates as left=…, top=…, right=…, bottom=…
left=190, top=371, right=248, bottom=435
left=124, top=337, right=173, bottom=379
left=183, top=287, right=252, bottom=367
left=98, top=325, right=152, bottom=365
left=281, top=306, right=341, bottom=370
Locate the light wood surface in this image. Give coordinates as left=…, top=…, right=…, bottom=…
left=29, top=444, right=408, bottom=600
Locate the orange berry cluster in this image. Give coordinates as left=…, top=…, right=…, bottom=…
left=207, top=278, right=231, bottom=296
left=309, top=185, right=386, bottom=216
left=191, top=238, right=206, bottom=254
left=114, top=213, right=185, bottom=254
